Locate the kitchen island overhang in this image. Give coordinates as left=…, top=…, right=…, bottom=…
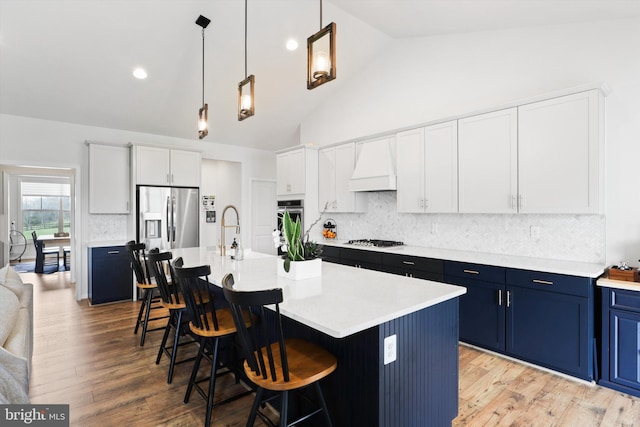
left=172, top=247, right=466, bottom=426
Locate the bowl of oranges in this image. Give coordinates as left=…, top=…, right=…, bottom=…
left=322, top=219, right=337, bottom=239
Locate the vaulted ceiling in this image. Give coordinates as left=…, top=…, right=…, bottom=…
left=2, top=0, right=640, bottom=151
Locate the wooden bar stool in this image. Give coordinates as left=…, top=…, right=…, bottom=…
left=125, top=241, right=168, bottom=346
left=222, top=273, right=337, bottom=427
left=172, top=258, right=253, bottom=427
left=146, top=251, right=197, bottom=384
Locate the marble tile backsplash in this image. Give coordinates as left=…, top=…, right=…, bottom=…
left=314, top=192, right=605, bottom=264
left=87, top=215, right=128, bottom=243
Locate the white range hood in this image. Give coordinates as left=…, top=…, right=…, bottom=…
left=348, top=137, right=397, bottom=192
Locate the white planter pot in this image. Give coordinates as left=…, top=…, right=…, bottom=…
left=277, top=258, right=322, bottom=280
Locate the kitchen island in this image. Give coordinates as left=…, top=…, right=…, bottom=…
left=172, top=247, right=466, bottom=427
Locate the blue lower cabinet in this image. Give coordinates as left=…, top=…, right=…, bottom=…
left=506, top=286, right=592, bottom=380
left=447, top=262, right=594, bottom=381
left=600, top=287, right=640, bottom=397
left=88, top=246, right=132, bottom=304
left=445, top=261, right=506, bottom=352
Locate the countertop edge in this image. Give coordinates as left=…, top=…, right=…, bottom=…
left=596, top=277, right=640, bottom=292
left=321, top=240, right=605, bottom=278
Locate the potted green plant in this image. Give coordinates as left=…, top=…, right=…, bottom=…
left=276, top=210, right=324, bottom=279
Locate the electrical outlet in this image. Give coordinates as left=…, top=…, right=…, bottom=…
left=530, top=226, right=541, bottom=239
left=384, top=335, right=397, bottom=365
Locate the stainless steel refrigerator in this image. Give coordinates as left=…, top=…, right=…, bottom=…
left=136, top=185, right=199, bottom=251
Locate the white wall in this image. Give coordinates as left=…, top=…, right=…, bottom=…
left=300, top=18, right=640, bottom=266
left=200, top=159, right=242, bottom=250
left=0, top=113, right=275, bottom=299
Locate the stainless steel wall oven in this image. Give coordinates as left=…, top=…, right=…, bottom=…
left=277, top=199, right=303, bottom=255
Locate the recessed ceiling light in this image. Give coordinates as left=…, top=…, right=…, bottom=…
left=286, top=39, right=298, bottom=51
left=133, top=67, right=147, bottom=79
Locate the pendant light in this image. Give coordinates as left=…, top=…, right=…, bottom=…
left=196, top=15, right=210, bottom=139
left=238, top=0, right=255, bottom=121
left=307, top=0, right=336, bottom=90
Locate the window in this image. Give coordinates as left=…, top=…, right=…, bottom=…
left=21, top=180, right=70, bottom=236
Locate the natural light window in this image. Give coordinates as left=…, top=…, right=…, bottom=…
left=21, top=180, right=70, bottom=236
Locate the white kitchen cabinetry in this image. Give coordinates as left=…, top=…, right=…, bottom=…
left=135, top=146, right=201, bottom=187
left=397, top=121, right=458, bottom=213
left=277, top=148, right=306, bottom=197
left=458, top=108, right=518, bottom=214
left=89, top=143, right=130, bottom=214
left=518, top=90, right=602, bottom=214
left=319, top=143, right=367, bottom=212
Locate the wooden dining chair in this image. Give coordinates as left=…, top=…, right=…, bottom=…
left=222, top=273, right=337, bottom=427
left=146, top=250, right=197, bottom=384
left=125, top=241, right=168, bottom=346
left=171, top=258, right=253, bottom=427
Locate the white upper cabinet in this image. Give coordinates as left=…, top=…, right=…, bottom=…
left=135, top=146, right=200, bottom=187
left=319, top=143, right=367, bottom=212
left=169, top=150, right=201, bottom=187
left=277, top=148, right=305, bottom=196
left=397, top=121, right=458, bottom=213
left=518, top=90, right=602, bottom=214
left=89, top=143, right=130, bottom=214
left=458, top=108, right=518, bottom=214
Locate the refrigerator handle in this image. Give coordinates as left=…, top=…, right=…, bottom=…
left=166, top=196, right=171, bottom=242
left=172, top=196, right=177, bottom=242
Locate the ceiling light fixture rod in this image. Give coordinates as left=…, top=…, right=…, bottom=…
left=201, top=28, right=205, bottom=106
left=320, top=0, right=323, bottom=29
left=244, top=0, right=248, bottom=78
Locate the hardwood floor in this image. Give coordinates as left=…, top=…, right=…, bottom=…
left=24, top=271, right=640, bottom=426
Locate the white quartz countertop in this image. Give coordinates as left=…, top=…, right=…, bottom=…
left=171, top=247, right=466, bottom=339
left=596, top=277, right=640, bottom=292
left=86, top=240, right=127, bottom=248
left=322, top=240, right=606, bottom=278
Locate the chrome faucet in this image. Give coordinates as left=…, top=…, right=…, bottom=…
left=220, top=204, right=240, bottom=256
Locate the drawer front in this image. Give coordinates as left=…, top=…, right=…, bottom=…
left=90, top=245, right=127, bottom=259
left=339, top=248, right=383, bottom=265
left=610, top=288, right=640, bottom=313
left=382, top=253, right=444, bottom=274
left=444, top=261, right=505, bottom=284
left=507, top=269, right=591, bottom=298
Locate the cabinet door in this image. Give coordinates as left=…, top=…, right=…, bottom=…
left=170, top=150, right=201, bottom=187
left=89, top=246, right=132, bottom=304
left=89, top=144, right=130, bottom=214
left=458, top=279, right=505, bottom=351
left=609, top=309, right=640, bottom=390
left=136, top=146, right=171, bottom=185
left=425, top=120, right=458, bottom=213
left=506, top=286, right=591, bottom=380
left=396, top=128, right=425, bottom=213
left=458, top=108, right=518, bottom=213
left=277, top=149, right=305, bottom=196
left=318, top=147, right=336, bottom=211
left=518, top=90, right=600, bottom=213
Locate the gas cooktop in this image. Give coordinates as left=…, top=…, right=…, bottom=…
left=347, top=239, right=404, bottom=248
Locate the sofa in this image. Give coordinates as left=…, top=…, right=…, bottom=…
left=0, top=264, right=33, bottom=403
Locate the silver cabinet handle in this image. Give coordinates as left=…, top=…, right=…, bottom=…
left=533, top=279, right=553, bottom=285
left=506, top=290, right=511, bottom=308
left=498, top=289, right=503, bottom=306
left=107, top=250, right=119, bottom=254
left=403, top=261, right=415, bottom=265
left=463, top=269, right=479, bottom=275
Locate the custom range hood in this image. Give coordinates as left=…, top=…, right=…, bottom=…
left=348, top=138, right=397, bottom=192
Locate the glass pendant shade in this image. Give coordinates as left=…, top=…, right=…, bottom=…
left=238, top=75, right=255, bottom=121
left=307, top=22, right=336, bottom=89
left=198, top=103, right=208, bottom=139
